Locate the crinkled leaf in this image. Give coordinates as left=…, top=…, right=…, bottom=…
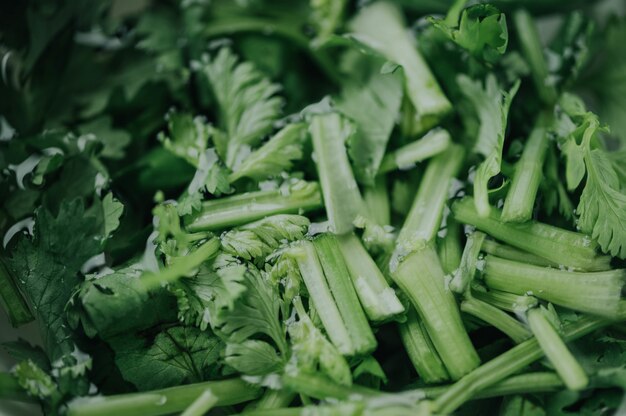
left=109, top=325, right=223, bottom=391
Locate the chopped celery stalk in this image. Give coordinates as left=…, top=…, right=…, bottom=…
left=526, top=307, right=589, bottom=390
left=185, top=180, right=322, bottom=232
left=438, top=218, right=463, bottom=274
left=472, top=288, right=538, bottom=313
left=434, top=316, right=607, bottom=414
left=450, top=231, right=487, bottom=294
left=246, top=390, right=295, bottom=411
left=290, top=241, right=353, bottom=355
left=397, top=145, right=465, bottom=251
left=313, top=234, right=377, bottom=355
left=391, top=243, right=480, bottom=379
left=501, top=115, right=550, bottom=222
left=66, top=378, right=261, bottom=416
left=461, top=298, right=531, bottom=343
left=337, top=233, right=404, bottom=321
left=398, top=307, right=450, bottom=383
left=453, top=197, right=611, bottom=271
left=309, top=113, right=366, bottom=234
left=484, top=256, right=625, bottom=317
left=480, top=239, right=556, bottom=267
left=349, top=1, right=452, bottom=128
left=378, top=128, right=451, bottom=174
left=363, top=175, right=391, bottom=226
left=513, top=9, right=557, bottom=105
left=180, top=389, right=217, bottom=416
left=0, top=259, right=34, bottom=326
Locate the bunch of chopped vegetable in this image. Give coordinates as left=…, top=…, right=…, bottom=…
left=1, top=0, right=626, bottom=415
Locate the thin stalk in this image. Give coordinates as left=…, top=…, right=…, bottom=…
left=481, top=239, right=556, bottom=267
left=398, top=307, right=450, bottom=383
left=461, top=298, right=531, bottom=343
left=67, top=378, right=261, bottom=416
left=501, top=114, right=550, bottom=222
left=185, top=181, right=322, bottom=232
left=438, top=218, right=463, bottom=274
left=419, top=372, right=564, bottom=399
left=378, top=129, right=451, bottom=174
left=281, top=372, right=377, bottom=401
left=180, top=389, right=218, bottom=416
left=513, top=9, right=557, bottom=104
left=290, top=241, right=353, bottom=355
left=397, top=145, right=464, bottom=251
left=0, top=258, right=33, bottom=326
left=350, top=1, right=452, bottom=128
left=141, top=238, right=221, bottom=290
left=450, top=231, right=487, bottom=294
left=313, top=234, right=377, bottom=355
left=363, top=175, right=390, bottom=226
left=434, top=315, right=608, bottom=414
left=452, top=197, right=611, bottom=271
left=391, top=243, right=480, bottom=379
left=472, top=288, right=538, bottom=313
left=337, top=233, right=404, bottom=321
left=527, top=308, right=589, bottom=390
left=484, top=256, right=625, bottom=317
left=310, top=113, right=366, bottom=234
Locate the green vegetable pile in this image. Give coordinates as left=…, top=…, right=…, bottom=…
left=2, top=0, right=626, bottom=415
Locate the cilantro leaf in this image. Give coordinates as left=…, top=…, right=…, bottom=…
left=430, top=4, right=509, bottom=64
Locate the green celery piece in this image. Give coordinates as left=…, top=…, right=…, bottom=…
left=290, top=241, right=353, bottom=355
left=480, top=239, right=556, bottom=267
left=66, top=378, right=260, bottom=416
left=378, top=128, right=451, bottom=174
left=483, top=256, right=625, bottom=318
left=0, top=258, right=33, bottom=326
left=391, top=243, right=480, bottom=379
left=313, top=234, right=377, bottom=355
left=472, top=289, right=538, bottom=313
left=450, top=231, right=487, bottom=294
left=526, top=307, right=589, bottom=390
left=461, top=298, right=531, bottom=343
left=434, top=315, right=607, bottom=414
left=513, top=9, right=558, bottom=105
left=396, top=144, right=464, bottom=251
left=180, top=390, right=217, bottom=416
left=398, top=307, right=450, bottom=383
left=438, top=219, right=463, bottom=274
left=337, top=233, right=404, bottom=322
left=309, top=113, right=366, bottom=235
left=245, top=389, right=295, bottom=412
left=501, top=114, right=550, bottom=222
left=185, top=180, right=322, bottom=232
left=363, top=176, right=391, bottom=226
left=349, top=1, right=452, bottom=129
left=452, top=197, right=611, bottom=271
